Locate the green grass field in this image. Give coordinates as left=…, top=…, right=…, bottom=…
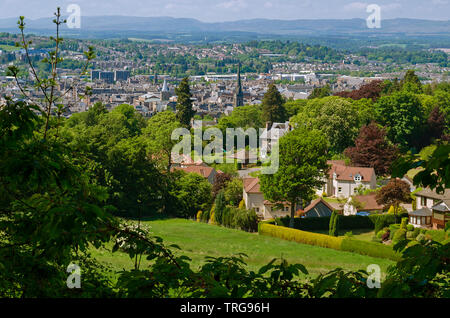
left=90, top=218, right=394, bottom=280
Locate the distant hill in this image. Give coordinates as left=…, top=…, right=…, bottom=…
left=0, top=16, right=449, bottom=40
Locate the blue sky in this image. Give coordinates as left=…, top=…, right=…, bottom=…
left=0, top=0, right=449, bottom=21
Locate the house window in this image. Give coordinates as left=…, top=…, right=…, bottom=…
left=338, top=187, right=342, bottom=193
left=354, top=175, right=361, bottom=182
left=255, top=207, right=260, bottom=213
left=421, top=197, right=426, bottom=206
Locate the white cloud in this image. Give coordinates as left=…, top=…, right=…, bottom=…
left=343, top=2, right=368, bottom=12
left=217, top=0, right=248, bottom=10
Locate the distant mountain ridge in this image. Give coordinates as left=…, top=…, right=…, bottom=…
left=0, top=16, right=449, bottom=38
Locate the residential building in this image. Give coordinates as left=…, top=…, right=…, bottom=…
left=297, top=198, right=334, bottom=218
left=174, top=165, right=218, bottom=184
left=318, top=160, right=377, bottom=199
left=243, top=177, right=291, bottom=220
left=412, top=188, right=450, bottom=229
left=343, top=193, right=383, bottom=216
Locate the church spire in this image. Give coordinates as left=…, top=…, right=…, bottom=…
left=234, top=62, right=244, bottom=107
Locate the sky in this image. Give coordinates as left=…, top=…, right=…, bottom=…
left=0, top=0, right=449, bottom=22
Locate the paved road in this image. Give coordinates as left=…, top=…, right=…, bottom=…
left=238, top=167, right=261, bottom=178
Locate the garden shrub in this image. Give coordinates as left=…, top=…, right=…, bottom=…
left=238, top=199, right=245, bottom=210
left=233, top=208, right=258, bottom=232
left=400, top=218, right=408, bottom=230
left=406, top=231, right=416, bottom=239
left=344, top=231, right=353, bottom=238
left=393, top=229, right=407, bottom=244
left=406, top=224, right=414, bottom=232
left=416, top=233, right=426, bottom=243
left=196, top=210, right=202, bottom=222
left=376, top=230, right=386, bottom=239
left=201, top=208, right=210, bottom=223
left=381, top=230, right=390, bottom=242
left=371, top=213, right=406, bottom=233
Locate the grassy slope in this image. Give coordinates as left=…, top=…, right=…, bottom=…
left=91, top=218, right=394, bottom=279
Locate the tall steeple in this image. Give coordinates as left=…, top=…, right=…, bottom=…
left=234, top=62, right=244, bottom=107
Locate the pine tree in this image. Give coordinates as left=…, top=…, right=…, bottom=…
left=175, top=77, right=195, bottom=127
left=214, top=191, right=226, bottom=225
left=261, top=83, right=287, bottom=124
left=401, top=70, right=422, bottom=93
left=329, top=211, right=339, bottom=237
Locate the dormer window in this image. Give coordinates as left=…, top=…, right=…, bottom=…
left=354, top=174, right=362, bottom=182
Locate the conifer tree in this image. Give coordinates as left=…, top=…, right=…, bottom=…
left=175, top=77, right=195, bottom=127
left=261, top=83, right=287, bottom=124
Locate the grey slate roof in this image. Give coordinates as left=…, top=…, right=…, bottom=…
left=409, top=207, right=432, bottom=217
left=415, top=188, right=450, bottom=201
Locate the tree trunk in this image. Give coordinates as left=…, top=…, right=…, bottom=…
left=289, top=201, right=295, bottom=228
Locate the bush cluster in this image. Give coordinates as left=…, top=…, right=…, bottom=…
left=219, top=207, right=259, bottom=232
left=200, top=202, right=258, bottom=232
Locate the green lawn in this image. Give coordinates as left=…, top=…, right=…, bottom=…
left=90, top=218, right=394, bottom=280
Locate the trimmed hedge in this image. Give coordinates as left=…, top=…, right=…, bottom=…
left=258, top=223, right=401, bottom=261
left=275, top=213, right=408, bottom=232
left=259, top=223, right=343, bottom=251
left=341, top=238, right=402, bottom=261
left=276, top=216, right=331, bottom=231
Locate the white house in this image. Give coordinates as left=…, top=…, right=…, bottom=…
left=243, top=177, right=291, bottom=220
left=317, top=160, right=377, bottom=199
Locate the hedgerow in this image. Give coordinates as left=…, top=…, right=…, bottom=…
left=259, top=223, right=402, bottom=260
